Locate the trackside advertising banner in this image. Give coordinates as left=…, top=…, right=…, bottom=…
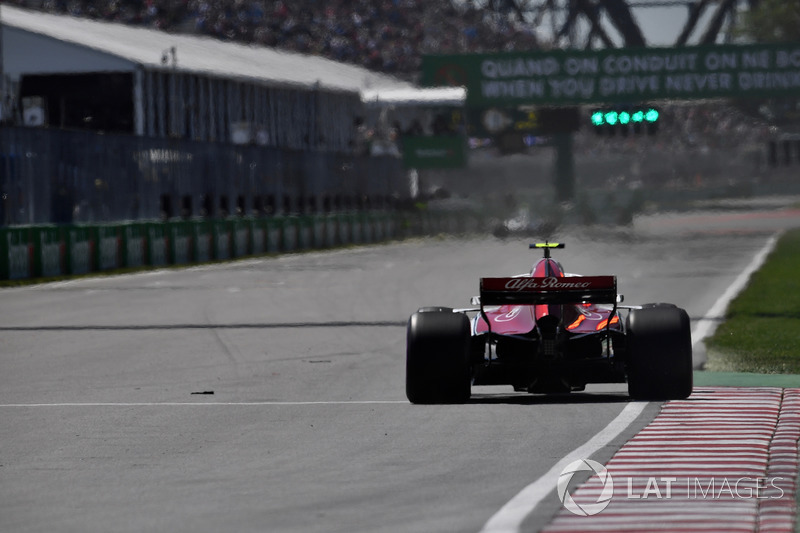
left=420, top=43, right=800, bottom=106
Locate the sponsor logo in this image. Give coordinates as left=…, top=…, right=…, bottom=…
left=504, top=277, right=593, bottom=291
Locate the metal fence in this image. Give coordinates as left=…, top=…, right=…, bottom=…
left=0, top=127, right=409, bottom=226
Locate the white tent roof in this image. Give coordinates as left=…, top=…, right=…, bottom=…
left=361, top=86, right=466, bottom=107
left=1, top=5, right=416, bottom=94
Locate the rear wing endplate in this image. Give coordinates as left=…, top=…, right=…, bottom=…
left=480, top=276, right=617, bottom=306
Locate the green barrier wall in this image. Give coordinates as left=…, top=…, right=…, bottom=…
left=212, top=220, right=231, bottom=261
left=266, top=218, right=282, bottom=253
left=347, top=215, right=364, bottom=244
left=1, top=226, right=33, bottom=280
left=250, top=218, right=267, bottom=255
left=93, top=226, right=121, bottom=271
left=123, top=223, right=146, bottom=268
left=360, top=214, right=372, bottom=244
left=297, top=217, right=312, bottom=251
left=337, top=215, right=351, bottom=246
left=169, top=221, right=193, bottom=265
left=35, top=226, right=65, bottom=278
left=312, top=218, right=326, bottom=248
left=375, top=214, right=386, bottom=241
left=147, top=223, right=169, bottom=267
left=1, top=211, right=475, bottom=280
left=232, top=219, right=250, bottom=258
left=193, top=220, right=213, bottom=263
left=324, top=216, right=338, bottom=248
left=66, top=225, right=93, bottom=275
left=282, top=217, right=298, bottom=252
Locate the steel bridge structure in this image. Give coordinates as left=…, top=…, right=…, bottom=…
left=467, top=0, right=760, bottom=49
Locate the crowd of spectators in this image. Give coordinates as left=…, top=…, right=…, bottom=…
left=9, top=0, right=541, bottom=79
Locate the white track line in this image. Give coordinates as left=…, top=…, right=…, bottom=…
left=690, top=234, right=778, bottom=349
left=479, top=401, right=647, bottom=533
left=0, top=400, right=408, bottom=407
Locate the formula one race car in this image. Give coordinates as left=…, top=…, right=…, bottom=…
left=406, top=242, right=693, bottom=404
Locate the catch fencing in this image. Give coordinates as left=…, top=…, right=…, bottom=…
left=0, top=126, right=409, bottom=226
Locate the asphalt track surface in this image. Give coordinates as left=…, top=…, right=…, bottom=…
left=2, top=200, right=799, bottom=533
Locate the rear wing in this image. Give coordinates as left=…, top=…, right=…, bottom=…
left=479, top=276, right=617, bottom=306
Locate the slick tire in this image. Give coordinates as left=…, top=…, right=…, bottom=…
left=406, top=308, right=471, bottom=404
left=626, top=304, right=693, bottom=401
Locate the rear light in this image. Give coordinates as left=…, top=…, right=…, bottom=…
left=567, top=315, right=586, bottom=330
left=595, top=315, right=619, bottom=330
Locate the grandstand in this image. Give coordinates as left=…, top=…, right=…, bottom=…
left=5, top=0, right=540, bottom=80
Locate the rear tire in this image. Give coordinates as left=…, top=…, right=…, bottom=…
left=406, top=308, right=471, bottom=404
left=626, top=305, right=693, bottom=400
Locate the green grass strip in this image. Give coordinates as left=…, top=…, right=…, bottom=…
left=693, top=371, right=800, bottom=387
left=704, top=228, right=800, bottom=375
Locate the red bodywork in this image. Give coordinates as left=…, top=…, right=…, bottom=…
left=474, top=258, right=620, bottom=336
